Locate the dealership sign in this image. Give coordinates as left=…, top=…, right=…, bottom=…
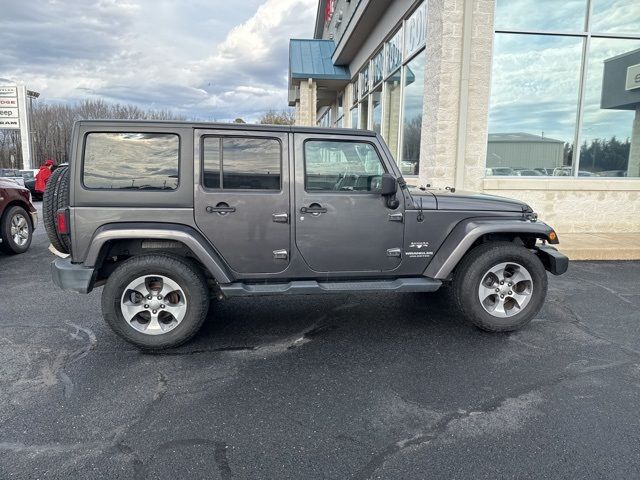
left=0, top=84, right=34, bottom=168
left=626, top=64, right=640, bottom=91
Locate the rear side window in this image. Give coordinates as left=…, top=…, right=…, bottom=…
left=83, top=132, right=180, bottom=190
left=202, top=137, right=281, bottom=190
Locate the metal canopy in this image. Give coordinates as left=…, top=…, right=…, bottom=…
left=289, top=39, right=350, bottom=81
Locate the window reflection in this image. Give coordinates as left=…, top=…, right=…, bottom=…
left=383, top=69, right=402, bottom=159
left=371, top=87, right=382, bottom=134
left=494, top=0, right=586, bottom=32
left=487, top=34, right=582, bottom=176
left=401, top=52, right=425, bottom=175
left=581, top=39, right=640, bottom=177
left=592, top=0, right=640, bottom=34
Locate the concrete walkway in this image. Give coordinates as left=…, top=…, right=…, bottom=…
left=557, top=232, right=640, bottom=260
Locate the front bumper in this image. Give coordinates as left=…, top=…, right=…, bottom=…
left=535, top=245, right=569, bottom=275
left=51, top=257, right=96, bottom=293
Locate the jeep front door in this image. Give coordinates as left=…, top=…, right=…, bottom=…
left=194, top=130, right=290, bottom=274
left=294, top=135, right=404, bottom=273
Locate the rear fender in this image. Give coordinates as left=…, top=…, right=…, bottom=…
left=83, top=223, right=233, bottom=283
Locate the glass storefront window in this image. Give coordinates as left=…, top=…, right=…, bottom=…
left=337, top=94, right=343, bottom=119
left=404, top=2, right=426, bottom=59
left=352, top=81, right=358, bottom=106
left=385, top=29, right=403, bottom=77
left=360, top=67, right=369, bottom=97
left=400, top=51, right=425, bottom=175
left=371, top=86, right=382, bottom=134
left=383, top=69, right=402, bottom=160
left=487, top=34, right=582, bottom=176
left=490, top=0, right=640, bottom=178
left=579, top=38, right=640, bottom=177
left=371, top=49, right=384, bottom=87
left=350, top=107, right=358, bottom=129
left=359, top=98, right=369, bottom=129
left=494, top=0, right=586, bottom=32
left=592, top=0, right=640, bottom=34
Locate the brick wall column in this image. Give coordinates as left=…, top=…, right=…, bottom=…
left=296, top=79, right=317, bottom=126
left=418, top=0, right=494, bottom=190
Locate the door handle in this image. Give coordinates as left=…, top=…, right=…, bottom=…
left=272, top=213, right=289, bottom=223
left=300, top=205, right=327, bottom=214
left=206, top=204, right=236, bottom=214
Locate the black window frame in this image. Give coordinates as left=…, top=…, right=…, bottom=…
left=302, top=138, right=388, bottom=194
left=200, top=135, right=283, bottom=192
left=81, top=131, right=181, bottom=192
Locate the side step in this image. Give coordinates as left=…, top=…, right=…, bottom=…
left=219, top=277, right=442, bottom=297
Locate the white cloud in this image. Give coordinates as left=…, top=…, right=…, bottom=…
left=1, top=0, right=316, bottom=121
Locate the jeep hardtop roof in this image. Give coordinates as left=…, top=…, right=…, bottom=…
left=74, top=119, right=377, bottom=137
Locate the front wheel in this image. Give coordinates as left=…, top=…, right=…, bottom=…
left=452, top=242, right=548, bottom=332
left=101, top=254, right=209, bottom=349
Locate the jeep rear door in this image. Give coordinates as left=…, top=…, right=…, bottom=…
left=194, top=129, right=290, bottom=274
left=293, top=133, right=404, bottom=273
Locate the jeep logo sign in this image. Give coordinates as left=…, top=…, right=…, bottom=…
left=626, top=63, right=640, bottom=91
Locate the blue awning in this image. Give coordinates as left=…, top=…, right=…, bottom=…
left=289, top=39, right=351, bottom=81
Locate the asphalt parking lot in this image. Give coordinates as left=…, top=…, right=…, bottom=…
left=1, top=204, right=639, bottom=479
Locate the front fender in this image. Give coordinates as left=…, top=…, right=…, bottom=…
left=424, top=218, right=558, bottom=280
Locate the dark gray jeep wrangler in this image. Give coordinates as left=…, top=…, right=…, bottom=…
left=47, top=120, right=568, bottom=349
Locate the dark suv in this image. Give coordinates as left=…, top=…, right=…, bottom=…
left=47, top=120, right=568, bottom=349
left=0, top=178, right=37, bottom=254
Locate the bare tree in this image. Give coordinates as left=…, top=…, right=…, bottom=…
left=258, top=109, right=295, bottom=126
left=0, top=99, right=186, bottom=168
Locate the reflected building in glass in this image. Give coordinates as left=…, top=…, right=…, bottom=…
left=288, top=0, right=640, bottom=233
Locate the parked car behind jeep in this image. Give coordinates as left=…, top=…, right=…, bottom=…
left=48, top=120, right=568, bottom=350
left=0, top=178, right=37, bottom=254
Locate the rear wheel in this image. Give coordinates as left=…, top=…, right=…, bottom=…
left=101, top=254, right=209, bottom=349
left=452, top=242, right=547, bottom=332
left=0, top=206, right=33, bottom=254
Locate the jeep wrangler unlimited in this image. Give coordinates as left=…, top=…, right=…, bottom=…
left=47, top=120, right=568, bottom=349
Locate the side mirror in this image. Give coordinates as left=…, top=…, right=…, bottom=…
left=381, top=173, right=397, bottom=196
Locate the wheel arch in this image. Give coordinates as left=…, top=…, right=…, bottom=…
left=84, top=223, right=233, bottom=284
left=424, top=218, right=559, bottom=280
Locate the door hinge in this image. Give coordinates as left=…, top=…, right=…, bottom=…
left=386, top=248, right=402, bottom=258
left=273, top=249, right=288, bottom=260
left=388, top=212, right=403, bottom=222
left=272, top=213, right=289, bottom=223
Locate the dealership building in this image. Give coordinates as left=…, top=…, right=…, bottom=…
left=288, top=0, right=640, bottom=246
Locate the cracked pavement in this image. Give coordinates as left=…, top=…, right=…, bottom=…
left=1, top=205, right=640, bottom=479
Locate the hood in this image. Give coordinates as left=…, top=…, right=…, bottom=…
left=0, top=177, right=27, bottom=190
left=410, top=187, right=530, bottom=212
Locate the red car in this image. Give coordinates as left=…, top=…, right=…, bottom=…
left=0, top=178, right=37, bottom=254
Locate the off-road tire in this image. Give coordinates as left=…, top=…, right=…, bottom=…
left=0, top=205, right=33, bottom=254
left=43, top=166, right=71, bottom=254
left=101, top=254, right=209, bottom=349
left=452, top=242, right=547, bottom=332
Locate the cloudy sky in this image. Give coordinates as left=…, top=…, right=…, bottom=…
left=1, top=0, right=316, bottom=122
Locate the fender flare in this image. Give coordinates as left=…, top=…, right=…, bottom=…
left=83, top=223, right=233, bottom=283
left=424, top=218, right=558, bottom=280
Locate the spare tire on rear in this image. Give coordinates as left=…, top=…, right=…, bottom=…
left=43, top=166, right=71, bottom=255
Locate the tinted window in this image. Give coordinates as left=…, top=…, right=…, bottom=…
left=304, top=140, right=384, bottom=192
left=83, top=132, right=179, bottom=190
left=203, top=137, right=281, bottom=190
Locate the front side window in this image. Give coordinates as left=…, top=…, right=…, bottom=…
left=83, top=132, right=179, bottom=190
left=304, top=140, right=385, bottom=192
left=203, top=137, right=281, bottom=190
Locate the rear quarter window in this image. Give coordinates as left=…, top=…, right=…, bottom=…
left=83, top=132, right=180, bottom=190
